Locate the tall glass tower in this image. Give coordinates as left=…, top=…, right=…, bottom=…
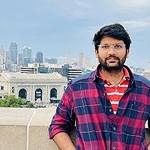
left=35, top=52, right=43, bottom=63
left=9, top=42, right=18, bottom=64
left=23, top=46, right=32, bottom=67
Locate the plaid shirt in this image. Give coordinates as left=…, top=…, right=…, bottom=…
left=49, top=65, right=150, bottom=150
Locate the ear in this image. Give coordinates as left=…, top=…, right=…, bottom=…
left=126, top=49, right=130, bottom=58
left=95, top=49, right=98, bottom=58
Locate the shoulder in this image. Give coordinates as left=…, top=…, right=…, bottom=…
left=133, top=74, right=150, bottom=88
left=71, top=71, right=94, bottom=85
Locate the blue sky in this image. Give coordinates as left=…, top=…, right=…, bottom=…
left=0, top=0, right=150, bottom=68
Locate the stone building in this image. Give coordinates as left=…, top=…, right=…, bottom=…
left=0, top=72, right=68, bottom=103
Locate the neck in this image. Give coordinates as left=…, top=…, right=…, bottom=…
left=101, top=68, right=124, bottom=86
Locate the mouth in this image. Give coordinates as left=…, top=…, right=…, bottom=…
left=106, top=56, right=119, bottom=63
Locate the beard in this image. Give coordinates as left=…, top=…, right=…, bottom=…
left=98, top=53, right=127, bottom=72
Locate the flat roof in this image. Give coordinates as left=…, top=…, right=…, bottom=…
left=1, top=72, right=67, bottom=82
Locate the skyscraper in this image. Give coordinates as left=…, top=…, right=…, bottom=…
left=65, top=53, right=72, bottom=64
left=0, top=55, right=3, bottom=71
left=78, top=52, right=84, bottom=68
left=35, top=52, right=43, bottom=63
left=18, top=53, right=23, bottom=66
left=0, top=45, right=5, bottom=57
left=0, top=45, right=5, bottom=71
left=5, top=51, right=9, bottom=61
left=9, top=42, right=17, bottom=64
left=23, top=46, right=32, bottom=67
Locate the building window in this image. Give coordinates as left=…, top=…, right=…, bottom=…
left=19, top=88, right=27, bottom=100
left=35, top=88, right=42, bottom=101
left=1, top=86, right=4, bottom=90
left=50, top=88, right=58, bottom=103
left=12, top=87, right=15, bottom=93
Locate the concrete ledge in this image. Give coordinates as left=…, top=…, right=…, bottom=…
left=0, top=107, right=58, bottom=150
left=28, top=108, right=58, bottom=150
left=0, top=125, right=26, bottom=150
left=0, top=107, right=149, bottom=150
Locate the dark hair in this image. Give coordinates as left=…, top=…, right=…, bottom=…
left=93, top=23, right=131, bottom=50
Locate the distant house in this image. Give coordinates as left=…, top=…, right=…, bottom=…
left=0, top=72, right=67, bottom=103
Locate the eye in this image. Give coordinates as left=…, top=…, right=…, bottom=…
left=114, top=44, right=122, bottom=49
left=101, top=45, right=109, bottom=49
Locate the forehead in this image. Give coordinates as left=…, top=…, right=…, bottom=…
left=100, top=36, right=124, bottom=44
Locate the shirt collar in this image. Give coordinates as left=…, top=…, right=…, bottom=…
left=123, top=67, right=130, bottom=80
left=93, top=64, right=131, bottom=82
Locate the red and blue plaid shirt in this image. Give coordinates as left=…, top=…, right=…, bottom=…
left=49, top=65, right=150, bottom=150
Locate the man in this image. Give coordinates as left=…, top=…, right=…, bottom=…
left=49, top=23, right=150, bottom=150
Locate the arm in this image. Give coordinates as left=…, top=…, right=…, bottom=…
left=49, top=83, right=76, bottom=149
left=53, top=132, right=76, bottom=150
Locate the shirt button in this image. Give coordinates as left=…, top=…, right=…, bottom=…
left=113, top=126, right=116, bottom=131
left=109, top=108, right=112, bottom=112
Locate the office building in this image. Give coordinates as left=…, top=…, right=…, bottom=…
left=0, top=45, right=5, bottom=71
left=9, top=42, right=18, bottom=64
left=78, top=52, right=84, bottom=68
left=0, top=55, right=3, bottom=71
left=23, top=46, right=32, bottom=67
left=5, top=51, right=9, bottom=61
left=0, top=45, right=5, bottom=57
left=67, top=68, right=82, bottom=82
left=65, top=53, right=72, bottom=64
left=35, top=52, right=43, bottom=63
left=18, top=53, right=23, bottom=66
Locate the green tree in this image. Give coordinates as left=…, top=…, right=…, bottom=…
left=0, top=95, right=34, bottom=108
left=0, top=99, right=9, bottom=107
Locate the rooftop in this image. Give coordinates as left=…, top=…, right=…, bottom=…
left=0, top=72, right=67, bottom=82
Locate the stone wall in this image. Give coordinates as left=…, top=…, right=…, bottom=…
left=0, top=107, right=149, bottom=150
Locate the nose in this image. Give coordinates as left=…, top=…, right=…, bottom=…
left=107, top=46, right=116, bottom=54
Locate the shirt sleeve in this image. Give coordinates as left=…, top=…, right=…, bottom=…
left=49, top=82, right=75, bottom=139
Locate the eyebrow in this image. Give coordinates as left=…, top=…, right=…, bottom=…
left=100, top=43, right=124, bottom=45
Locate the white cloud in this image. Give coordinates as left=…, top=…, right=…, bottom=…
left=120, top=20, right=150, bottom=30
left=74, top=1, right=87, bottom=7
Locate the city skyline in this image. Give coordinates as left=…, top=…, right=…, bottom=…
left=0, top=43, right=94, bottom=67
left=0, top=0, right=150, bottom=68
left=0, top=42, right=94, bottom=73
left=0, top=41, right=149, bottom=71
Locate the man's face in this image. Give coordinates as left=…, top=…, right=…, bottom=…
left=95, top=36, right=130, bottom=72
